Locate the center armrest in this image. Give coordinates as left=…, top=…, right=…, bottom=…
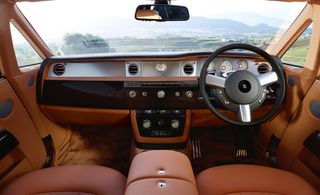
left=127, top=150, right=196, bottom=185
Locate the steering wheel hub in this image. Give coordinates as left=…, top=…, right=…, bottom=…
left=225, top=70, right=261, bottom=104
left=238, top=80, right=251, bottom=93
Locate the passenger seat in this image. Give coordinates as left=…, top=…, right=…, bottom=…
left=1, top=165, right=126, bottom=195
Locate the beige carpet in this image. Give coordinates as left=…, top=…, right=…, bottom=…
left=61, top=125, right=132, bottom=176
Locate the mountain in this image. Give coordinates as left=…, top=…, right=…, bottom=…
left=94, top=16, right=279, bottom=38
left=209, top=12, right=285, bottom=27
left=46, top=16, right=279, bottom=42
left=185, top=17, right=278, bottom=34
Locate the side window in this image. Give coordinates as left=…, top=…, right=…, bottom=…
left=10, top=23, right=42, bottom=67
left=281, top=23, right=312, bottom=67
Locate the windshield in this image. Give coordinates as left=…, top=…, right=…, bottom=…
left=18, top=0, right=306, bottom=55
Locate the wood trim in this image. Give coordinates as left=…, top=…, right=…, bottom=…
left=44, top=105, right=130, bottom=126
left=130, top=110, right=191, bottom=144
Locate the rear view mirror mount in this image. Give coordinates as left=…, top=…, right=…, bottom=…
left=135, top=4, right=190, bottom=22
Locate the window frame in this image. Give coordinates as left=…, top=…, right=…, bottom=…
left=280, top=21, right=313, bottom=68
left=10, top=20, right=44, bottom=68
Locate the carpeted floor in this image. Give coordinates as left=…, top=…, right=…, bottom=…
left=60, top=124, right=264, bottom=176
left=61, top=125, right=132, bottom=176
left=190, top=126, right=265, bottom=175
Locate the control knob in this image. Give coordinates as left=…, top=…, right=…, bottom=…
left=142, top=119, right=152, bottom=129
left=171, top=119, right=180, bottom=129
left=186, top=91, right=193, bottom=98
left=129, top=90, right=137, bottom=98
left=157, top=90, right=165, bottom=99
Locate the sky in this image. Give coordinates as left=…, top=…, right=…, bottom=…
left=16, top=0, right=306, bottom=42
left=18, top=0, right=305, bottom=19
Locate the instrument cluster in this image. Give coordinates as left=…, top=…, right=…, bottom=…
left=207, top=58, right=256, bottom=73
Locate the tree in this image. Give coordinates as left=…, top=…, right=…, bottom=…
left=61, top=33, right=110, bottom=55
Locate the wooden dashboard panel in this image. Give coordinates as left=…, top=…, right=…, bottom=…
left=45, top=105, right=130, bottom=126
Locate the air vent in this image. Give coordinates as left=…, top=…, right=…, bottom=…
left=257, top=63, right=269, bottom=74
left=183, top=64, right=194, bottom=75
left=53, top=64, right=66, bottom=76
left=128, top=63, right=139, bottom=75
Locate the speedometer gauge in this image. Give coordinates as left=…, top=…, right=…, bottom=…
left=236, top=60, right=248, bottom=70
left=220, top=60, right=233, bottom=72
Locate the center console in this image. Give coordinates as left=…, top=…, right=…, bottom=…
left=131, top=109, right=191, bottom=149
left=136, top=110, right=186, bottom=138
left=125, top=150, right=199, bottom=195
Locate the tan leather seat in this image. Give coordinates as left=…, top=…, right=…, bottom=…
left=1, top=165, right=126, bottom=195
left=197, top=164, right=319, bottom=195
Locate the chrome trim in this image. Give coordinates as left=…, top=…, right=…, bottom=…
left=48, top=62, right=125, bottom=78
left=126, top=61, right=142, bottom=77
left=206, top=74, right=226, bottom=88
left=258, top=71, right=278, bottom=86
left=180, top=61, right=197, bottom=77
left=238, top=104, right=251, bottom=123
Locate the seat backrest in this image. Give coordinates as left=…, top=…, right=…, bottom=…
left=1, top=165, right=126, bottom=195
left=277, top=80, right=320, bottom=190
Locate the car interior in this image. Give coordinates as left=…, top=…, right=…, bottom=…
left=0, top=0, right=319, bottom=194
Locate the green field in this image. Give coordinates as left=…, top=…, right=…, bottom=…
left=281, top=37, right=310, bottom=67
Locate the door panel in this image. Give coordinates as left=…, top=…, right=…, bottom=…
left=257, top=66, right=316, bottom=150
left=8, top=69, right=72, bottom=166
left=277, top=80, right=320, bottom=190
left=0, top=78, right=46, bottom=186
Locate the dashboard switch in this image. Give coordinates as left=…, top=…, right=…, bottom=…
left=157, top=90, right=165, bottom=98
left=186, top=91, right=193, bottom=98
left=157, top=119, right=165, bottom=126
left=129, top=90, right=137, bottom=98
left=142, top=119, right=152, bottom=129
left=171, top=119, right=180, bottom=129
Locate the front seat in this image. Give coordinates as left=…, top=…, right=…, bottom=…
left=197, top=164, right=319, bottom=195
left=1, top=165, right=126, bottom=195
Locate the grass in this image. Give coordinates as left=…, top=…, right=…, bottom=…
left=281, top=37, right=310, bottom=67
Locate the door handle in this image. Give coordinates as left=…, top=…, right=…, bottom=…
left=0, top=130, right=19, bottom=160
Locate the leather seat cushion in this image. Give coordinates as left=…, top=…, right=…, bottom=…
left=1, top=165, right=126, bottom=195
left=196, top=164, right=319, bottom=195
left=127, top=150, right=196, bottom=185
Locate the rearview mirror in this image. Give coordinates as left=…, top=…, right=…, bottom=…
left=135, top=4, right=190, bottom=22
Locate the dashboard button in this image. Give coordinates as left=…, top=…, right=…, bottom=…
left=157, top=90, right=165, bottom=98
left=142, top=91, right=148, bottom=97
left=145, top=110, right=153, bottom=114
left=157, top=119, right=165, bottom=126
left=171, top=119, right=180, bottom=129
left=186, top=91, right=193, bottom=98
left=129, top=90, right=137, bottom=98
left=175, top=91, right=180, bottom=97
left=142, top=119, right=152, bottom=129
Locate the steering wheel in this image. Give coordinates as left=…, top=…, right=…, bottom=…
left=199, top=44, right=286, bottom=126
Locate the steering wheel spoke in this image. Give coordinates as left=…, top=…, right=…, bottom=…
left=258, top=71, right=278, bottom=87
left=206, top=74, right=226, bottom=88
left=238, top=104, right=251, bottom=123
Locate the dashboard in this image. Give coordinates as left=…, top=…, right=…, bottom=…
left=46, top=54, right=270, bottom=79
left=38, top=52, right=278, bottom=146
left=39, top=52, right=272, bottom=110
